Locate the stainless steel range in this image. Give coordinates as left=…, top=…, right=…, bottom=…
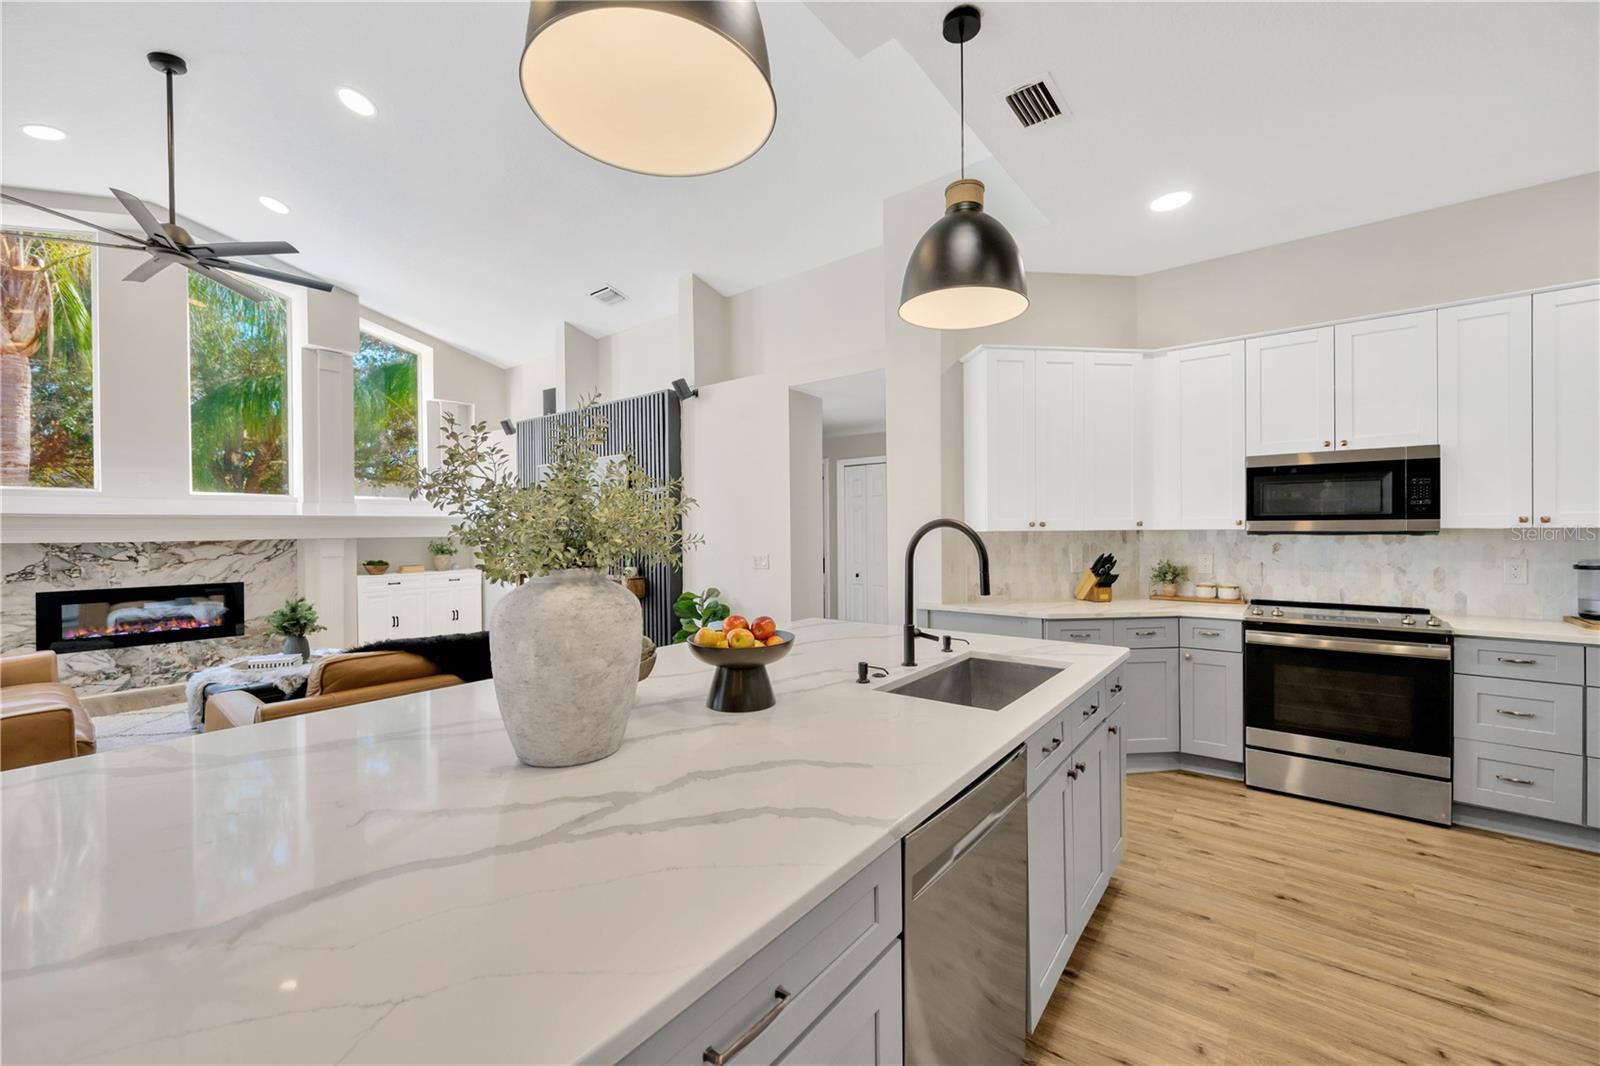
left=1243, top=599, right=1453, bottom=824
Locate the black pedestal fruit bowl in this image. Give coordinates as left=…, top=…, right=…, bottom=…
left=686, top=632, right=796, bottom=712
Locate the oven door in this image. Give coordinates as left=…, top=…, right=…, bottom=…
left=1244, top=628, right=1452, bottom=778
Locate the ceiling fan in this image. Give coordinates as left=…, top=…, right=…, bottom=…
left=1, top=51, right=332, bottom=303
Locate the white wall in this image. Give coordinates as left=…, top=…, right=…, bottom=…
left=788, top=391, right=825, bottom=620
left=726, top=248, right=886, bottom=381
left=596, top=315, right=677, bottom=400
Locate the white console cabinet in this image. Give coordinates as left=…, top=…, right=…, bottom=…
left=357, top=570, right=483, bottom=642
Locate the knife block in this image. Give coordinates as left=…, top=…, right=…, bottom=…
left=1072, top=569, right=1113, bottom=602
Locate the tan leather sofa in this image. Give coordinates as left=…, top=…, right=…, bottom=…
left=1, top=651, right=97, bottom=771
left=204, top=650, right=463, bottom=731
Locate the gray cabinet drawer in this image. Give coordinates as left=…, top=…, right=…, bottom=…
left=1046, top=620, right=1113, bottom=645
left=1589, top=688, right=1599, bottom=754
left=1180, top=618, right=1242, bottom=653
left=924, top=610, right=1043, bottom=639
left=1026, top=711, right=1068, bottom=797
left=622, top=846, right=902, bottom=1065
left=1454, top=638, right=1585, bottom=685
left=1453, top=675, right=1584, bottom=755
left=1452, top=739, right=1585, bottom=825
left=1113, top=618, right=1178, bottom=648
left=1068, top=681, right=1109, bottom=749
left=1589, top=758, right=1600, bottom=827
left=775, top=941, right=901, bottom=1066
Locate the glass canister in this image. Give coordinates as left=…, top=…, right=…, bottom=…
left=1578, top=560, right=1600, bottom=621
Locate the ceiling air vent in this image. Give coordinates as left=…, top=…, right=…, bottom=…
left=589, top=285, right=627, bottom=306
left=1004, top=78, right=1064, bottom=129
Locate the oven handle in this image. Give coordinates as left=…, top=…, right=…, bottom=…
left=1245, top=630, right=1452, bottom=660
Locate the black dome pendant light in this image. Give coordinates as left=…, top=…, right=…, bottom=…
left=899, top=5, right=1028, bottom=330
left=520, top=1, right=776, bottom=177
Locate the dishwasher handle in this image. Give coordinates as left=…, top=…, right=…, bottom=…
left=905, top=748, right=1026, bottom=902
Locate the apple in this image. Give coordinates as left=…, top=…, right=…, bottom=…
left=723, top=614, right=749, bottom=635
left=726, top=627, right=757, bottom=649
left=765, top=635, right=784, bottom=646
left=750, top=616, right=777, bottom=642
left=694, top=627, right=722, bottom=648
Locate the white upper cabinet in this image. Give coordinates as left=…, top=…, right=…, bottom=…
left=1438, top=297, right=1533, bottom=528
left=964, top=348, right=1037, bottom=531
left=1333, top=310, right=1438, bottom=450
left=1079, top=352, right=1145, bottom=529
left=1146, top=341, right=1245, bottom=530
left=1033, top=350, right=1084, bottom=530
left=1533, top=285, right=1600, bottom=528
left=1245, top=327, right=1334, bottom=456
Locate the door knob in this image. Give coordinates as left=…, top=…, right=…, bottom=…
left=1323, top=440, right=1331, bottom=447
left=1517, top=515, right=1529, bottom=523
left=1039, top=521, right=1047, bottom=528
left=1234, top=519, right=1243, bottom=526
left=1539, top=515, right=1551, bottom=523
left=1136, top=520, right=1144, bottom=527
left=1028, top=521, right=1036, bottom=528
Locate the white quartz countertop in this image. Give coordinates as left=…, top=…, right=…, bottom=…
left=922, top=598, right=1599, bottom=645
left=0, top=620, right=1124, bottom=1065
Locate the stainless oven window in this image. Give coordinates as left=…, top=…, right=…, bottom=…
left=1251, top=470, right=1392, bottom=518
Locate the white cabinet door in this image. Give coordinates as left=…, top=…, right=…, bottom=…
left=393, top=586, right=428, bottom=638
left=1120, top=648, right=1180, bottom=754
left=1102, top=712, right=1126, bottom=873
left=1067, top=726, right=1106, bottom=938
left=1033, top=350, right=1082, bottom=530
left=1026, top=766, right=1070, bottom=1032
left=1245, top=326, right=1335, bottom=456
left=775, top=941, right=903, bottom=1066
left=1334, top=311, right=1438, bottom=450
left=1533, top=285, right=1600, bottom=528
left=426, top=573, right=482, bottom=633
left=1169, top=342, right=1245, bottom=530
left=964, top=349, right=1035, bottom=531
left=1438, top=297, right=1533, bottom=528
left=1079, top=351, right=1143, bottom=529
left=358, top=577, right=419, bottom=642
left=1180, top=649, right=1244, bottom=762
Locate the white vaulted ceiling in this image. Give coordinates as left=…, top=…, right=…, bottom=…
left=2, top=2, right=1594, bottom=368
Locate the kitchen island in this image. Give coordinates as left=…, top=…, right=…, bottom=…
left=1, top=619, right=1125, bottom=1065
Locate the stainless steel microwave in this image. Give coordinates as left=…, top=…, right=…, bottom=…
left=1245, top=446, right=1440, bottom=533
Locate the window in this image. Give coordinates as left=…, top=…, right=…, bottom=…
left=188, top=272, right=289, bottom=494
left=355, top=329, right=420, bottom=496
left=0, top=232, right=95, bottom=488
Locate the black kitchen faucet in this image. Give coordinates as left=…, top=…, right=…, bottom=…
left=902, top=518, right=991, bottom=667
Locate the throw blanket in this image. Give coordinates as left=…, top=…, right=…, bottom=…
left=183, top=660, right=313, bottom=731
left=349, top=631, right=493, bottom=683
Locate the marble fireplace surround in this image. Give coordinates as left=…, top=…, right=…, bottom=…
left=942, top=528, right=1600, bottom=620
left=1, top=541, right=296, bottom=696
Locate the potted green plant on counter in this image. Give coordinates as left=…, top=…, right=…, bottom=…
left=672, top=586, right=731, bottom=643
left=1150, top=559, right=1188, bottom=598
left=414, top=407, right=700, bottom=767
left=363, top=559, right=389, bottom=575
left=427, top=538, right=457, bottom=571
left=267, top=597, right=325, bottom=661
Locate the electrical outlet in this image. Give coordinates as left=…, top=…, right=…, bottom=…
left=1196, top=548, right=1214, bottom=578
left=1503, top=558, right=1528, bottom=585
left=752, top=554, right=770, bottom=571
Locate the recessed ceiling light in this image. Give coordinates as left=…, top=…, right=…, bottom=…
left=21, top=124, right=66, bottom=141
left=336, top=87, right=376, bottom=117
left=258, top=195, right=290, bottom=214
left=1149, top=190, right=1193, bottom=213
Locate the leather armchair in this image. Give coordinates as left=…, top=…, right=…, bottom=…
left=205, top=650, right=463, bottom=731
left=1, top=651, right=97, bottom=771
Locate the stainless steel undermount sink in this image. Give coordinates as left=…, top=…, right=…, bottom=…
left=881, top=656, right=1062, bottom=711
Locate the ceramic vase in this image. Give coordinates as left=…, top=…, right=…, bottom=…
left=489, top=568, right=641, bottom=767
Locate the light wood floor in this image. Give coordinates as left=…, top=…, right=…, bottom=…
left=1028, top=772, right=1600, bottom=1066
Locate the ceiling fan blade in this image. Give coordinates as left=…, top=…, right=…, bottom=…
left=0, top=191, right=143, bottom=244
left=189, top=262, right=269, bottom=303
left=208, top=257, right=334, bottom=292
left=123, top=256, right=175, bottom=283
left=1, top=228, right=145, bottom=252
left=109, top=187, right=164, bottom=241
left=189, top=240, right=298, bottom=258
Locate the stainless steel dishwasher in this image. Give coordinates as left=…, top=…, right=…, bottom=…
left=903, top=747, right=1028, bottom=1065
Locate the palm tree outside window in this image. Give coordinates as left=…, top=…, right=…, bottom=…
left=354, top=329, right=419, bottom=497
left=188, top=272, right=290, bottom=494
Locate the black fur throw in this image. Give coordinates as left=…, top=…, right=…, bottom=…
left=349, top=631, right=492, bottom=682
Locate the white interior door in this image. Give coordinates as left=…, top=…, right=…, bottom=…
left=839, top=461, right=889, bottom=624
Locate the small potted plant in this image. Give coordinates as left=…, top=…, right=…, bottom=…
left=363, top=559, right=389, bottom=575
left=1150, top=559, right=1189, bottom=598
left=267, top=597, right=326, bottom=661
left=428, top=539, right=457, bottom=571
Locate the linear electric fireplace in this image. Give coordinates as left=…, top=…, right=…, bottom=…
left=35, top=582, right=246, bottom=653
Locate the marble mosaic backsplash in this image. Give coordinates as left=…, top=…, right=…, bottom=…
left=943, top=528, right=1598, bottom=619
left=2, top=541, right=297, bottom=696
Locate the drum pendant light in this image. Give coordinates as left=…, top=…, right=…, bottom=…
left=520, top=0, right=776, bottom=177
left=899, top=6, right=1028, bottom=330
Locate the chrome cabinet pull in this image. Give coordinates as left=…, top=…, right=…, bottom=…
left=1494, top=708, right=1537, bottom=718
left=1197, top=629, right=1222, bottom=637
left=1042, top=737, right=1062, bottom=754
left=1494, top=774, right=1535, bottom=786
left=1497, top=656, right=1538, bottom=665
left=703, top=986, right=793, bottom=1065
left=1133, top=629, right=1158, bottom=637
left=1067, top=631, right=1092, bottom=639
